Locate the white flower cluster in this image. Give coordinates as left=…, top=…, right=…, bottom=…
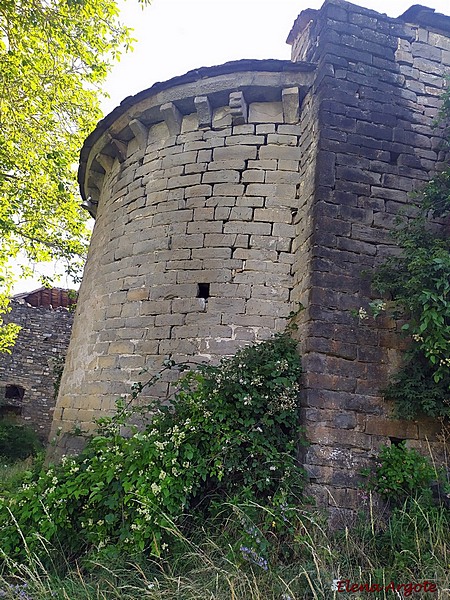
left=243, top=394, right=252, bottom=406
left=151, top=482, right=161, bottom=496
left=268, top=382, right=300, bottom=412
left=358, top=307, right=369, bottom=320
left=136, top=505, right=153, bottom=522
left=275, top=359, right=289, bottom=372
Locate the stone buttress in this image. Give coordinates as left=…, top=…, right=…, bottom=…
left=288, top=0, right=450, bottom=520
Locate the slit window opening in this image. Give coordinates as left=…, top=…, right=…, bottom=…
left=197, top=283, right=210, bottom=300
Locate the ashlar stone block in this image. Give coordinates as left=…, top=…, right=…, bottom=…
left=229, top=91, right=248, bottom=125
left=249, top=102, right=284, bottom=124
left=282, top=87, right=300, bottom=124
left=194, top=96, right=213, bottom=129
left=160, top=102, right=183, bottom=136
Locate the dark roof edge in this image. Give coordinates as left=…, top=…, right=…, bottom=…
left=288, top=0, right=450, bottom=47
left=13, top=286, right=72, bottom=300
left=398, top=5, right=450, bottom=33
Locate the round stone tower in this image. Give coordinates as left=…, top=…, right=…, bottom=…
left=50, top=59, right=316, bottom=449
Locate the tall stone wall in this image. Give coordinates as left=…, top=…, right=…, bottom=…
left=288, top=0, right=450, bottom=520
left=50, top=0, right=450, bottom=515
left=0, top=300, right=73, bottom=440
left=50, top=63, right=316, bottom=450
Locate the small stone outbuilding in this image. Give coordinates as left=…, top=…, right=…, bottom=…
left=0, top=288, right=74, bottom=440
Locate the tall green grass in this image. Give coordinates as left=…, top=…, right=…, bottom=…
left=0, top=454, right=43, bottom=500
left=0, top=495, right=448, bottom=599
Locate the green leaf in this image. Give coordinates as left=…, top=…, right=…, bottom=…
left=0, top=0, right=147, bottom=346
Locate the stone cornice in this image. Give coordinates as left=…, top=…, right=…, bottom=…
left=78, top=59, right=316, bottom=204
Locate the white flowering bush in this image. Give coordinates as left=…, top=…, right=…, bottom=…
left=0, top=332, right=305, bottom=565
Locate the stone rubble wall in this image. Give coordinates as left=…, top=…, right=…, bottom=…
left=289, top=0, right=450, bottom=520
left=0, top=301, right=73, bottom=440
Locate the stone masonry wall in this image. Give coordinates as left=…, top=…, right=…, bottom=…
left=288, top=0, right=450, bottom=520
left=50, top=65, right=316, bottom=451
left=50, top=0, right=450, bottom=515
left=0, top=301, right=73, bottom=440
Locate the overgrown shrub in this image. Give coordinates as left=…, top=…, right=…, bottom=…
left=0, top=421, right=42, bottom=461
left=362, top=442, right=435, bottom=503
left=372, top=221, right=450, bottom=382
left=369, top=205, right=450, bottom=419
left=361, top=85, right=450, bottom=419
left=382, top=351, right=450, bottom=420
left=0, top=332, right=305, bottom=565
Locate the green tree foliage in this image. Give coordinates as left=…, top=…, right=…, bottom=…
left=0, top=421, right=42, bottom=461
left=0, top=287, right=20, bottom=352
left=0, top=0, right=149, bottom=350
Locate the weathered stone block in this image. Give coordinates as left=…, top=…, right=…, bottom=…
left=223, top=221, right=271, bottom=235
left=259, top=145, right=302, bottom=160
left=248, top=159, right=278, bottom=170
left=242, top=170, right=265, bottom=183
left=212, top=107, right=232, bottom=129
left=365, top=418, right=418, bottom=439
left=167, top=174, right=201, bottom=190
left=187, top=221, right=223, bottom=234
left=185, top=184, right=213, bottom=197
left=208, top=297, right=246, bottom=313
left=160, top=102, right=183, bottom=136
left=267, top=133, right=298, bottom=146
left=246, top=298, right=290, bottom=317
left=248, top=102, right=283, bottom=124
left=214, top=145, right=258, bottom=161
left=213, top=183, right=245, bottom=196
left=229, top=91, right=248, bottom=125
left=256, top=124, right=276, bottom=134
left=172, top=298, right=206, bottom=313
left=194, top=96, right=212, bottom=129
left=281, top=87, right=300, bottom=124
left=226, top=134, right=265, bottom=146
left=202, top=170, right=240, bottom=184
left=207, top=159, right=246, bottom=171
left=204, top=233, right=237, bottom=247
left=236, top=196, right=265, bottom=207
left=161, top=151, right=197, bottom=169
left=254, top=208, right=293, bottom=223
left=230, top=207, right=253, bottom=221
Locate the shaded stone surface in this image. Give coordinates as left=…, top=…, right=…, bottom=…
left=0, top=297, right=73, bottom=440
